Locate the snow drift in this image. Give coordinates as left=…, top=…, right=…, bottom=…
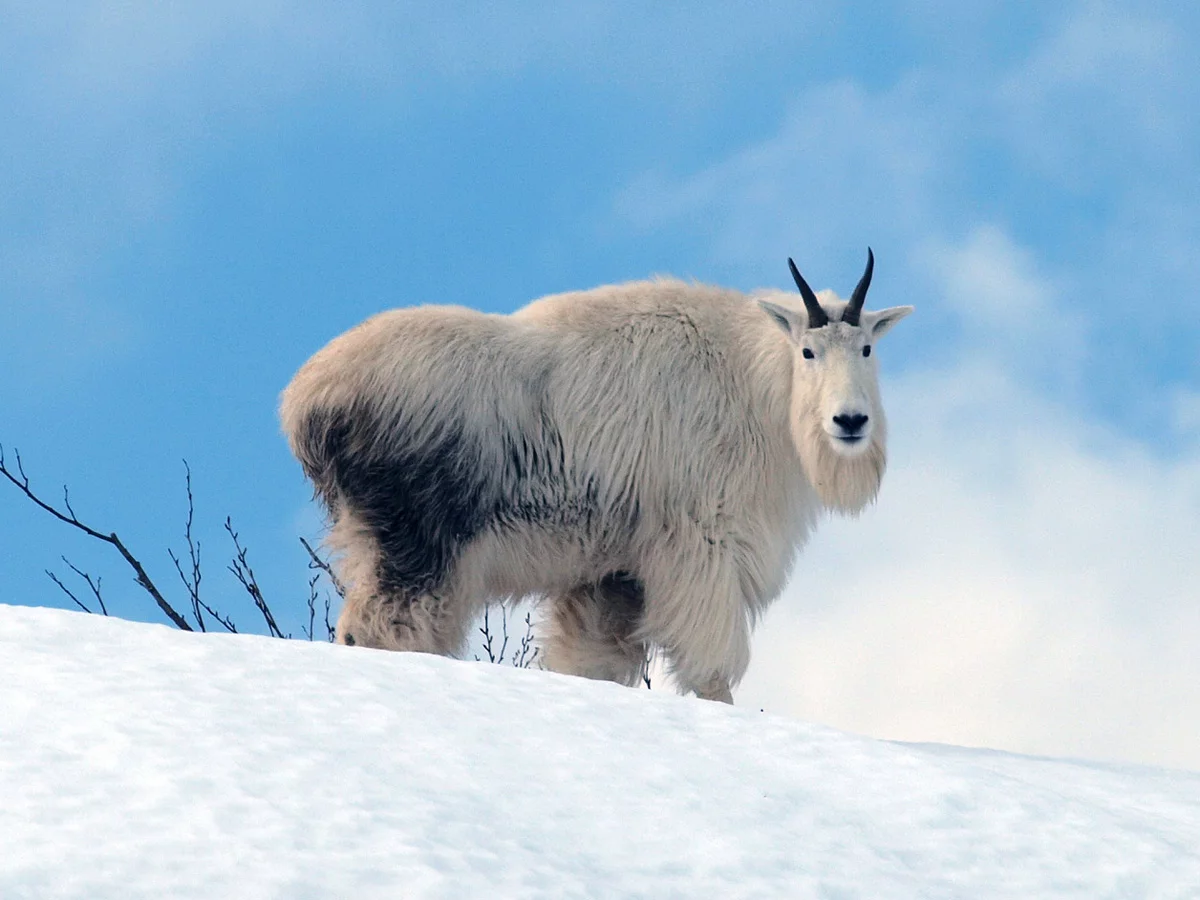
left=2, top=604, right=1198, bottom=898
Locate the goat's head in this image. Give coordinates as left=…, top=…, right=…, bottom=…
left=759, top=250, right=913, bottom=512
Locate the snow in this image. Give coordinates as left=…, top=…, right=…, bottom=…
left=2, top=604, right=1199, bottom=899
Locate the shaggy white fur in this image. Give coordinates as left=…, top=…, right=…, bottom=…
left=280, top=271, right=912, bottom=701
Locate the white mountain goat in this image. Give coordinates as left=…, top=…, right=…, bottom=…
left=280, top=252, right=912, bottom=702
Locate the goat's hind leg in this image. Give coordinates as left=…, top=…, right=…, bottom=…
left=542, top=572, right=648, bottom=687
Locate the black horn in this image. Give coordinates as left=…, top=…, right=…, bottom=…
left=841, top=247, right=874, bottom=327
left=787, top=257, right=829, bottom=329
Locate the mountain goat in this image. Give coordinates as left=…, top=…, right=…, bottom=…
left=280, top=252, right=912, bottom=702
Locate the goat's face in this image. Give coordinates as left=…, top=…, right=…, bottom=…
left=759, top=251, right=912, bottom=510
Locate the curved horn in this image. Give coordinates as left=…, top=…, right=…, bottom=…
left=841, top=247, right=874, bottom=327
left=787, top=257, right=829, bottom=329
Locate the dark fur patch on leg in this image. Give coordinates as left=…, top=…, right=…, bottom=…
left=544, top=571, right=647, bottom=686
left=598, top=571, right=645, bottom=624
left=297, top=403, right=496, bottom=594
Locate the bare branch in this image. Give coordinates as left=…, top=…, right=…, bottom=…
left=168, top=460, right=205, bottom=631
left=62, top=557, right=109, bottom=616
left=0, top=445, right=113, bottom=542
left=167, top=462, right=239, bottom=632
left=475, top=607, right=508, bottom=662
left=497, top=604, right=511, bottom=664
left=195, top=594, right=238, bottom=633
left=303, top=573, right=320, bottom=641
left=302, top=579, right=337, bottom=643
left=169, top=542, right=241, bottom=633
left=0, top=445, right=192, bottom=631
left=323, top=593, right=335, bottom=642
left=300, top=536, right=340, bottom=642
left=47, top=571, right=93, bottom=614
left=476, top=605, right=540, bottom=667
left=299, top=536, right=345, bottom=599
left=512, top=611, right=540, bottom=669
left=62, top=485, right=80, bottom=522
left=46, top=557, right=109, bottom=616
left=225, top=517, right=285, bottom=639
left=169, top=550, right=200, bottom=628
left=477, top=605, right=497, bottom=662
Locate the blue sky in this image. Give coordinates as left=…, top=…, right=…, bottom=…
left=3, top=2, right=1199, bottom=768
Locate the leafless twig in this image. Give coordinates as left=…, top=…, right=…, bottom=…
left=303, top=573, right=318, bottom=640
left=299, top=536, right=345, bottom=599
left=168, top=460, right=206, bottom=631
left=197, top=595, right=239, bottom=633
left=299, top=537, right=338, bottom=642
left=46, top=556, right=110, bottom=616
left=302, top=573, right=334, bottom=642
left=167, top=463, right=237, bottom=632
left=476, top=605, right=496, bottom=662
left=476, top=604, right=512, bottom=664
left=512, top=611, right=540, bottom=668
left=475, top=605, right=540, bottom=668
left=3, top=446, right=336, bottom=642
left=0, top=444, right=192, bottom=631
left=225, top=517, right=285, bottom=638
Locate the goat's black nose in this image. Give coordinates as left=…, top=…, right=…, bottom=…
left=833, top=413, right=869, bottom=435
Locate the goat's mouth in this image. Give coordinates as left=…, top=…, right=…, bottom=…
left=826, top=430, right=872, bottom=456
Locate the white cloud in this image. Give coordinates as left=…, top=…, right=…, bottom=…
left=615, top=78, right=945, bottom=281
left=993, top=4, right=1200, bottom=334
left=923, top=225, right=1057, bottom=326
left=613, top=3, right=1200, bottom=328
left=609, top=40, right=1200, bottom=766
left=997, top=6, right=1189, bottom=184
left=615, top=202, right=1200, bottom=768
left=738, top=359, right=1200, bottom=771
left=916, top=225, right=1089, bottom=390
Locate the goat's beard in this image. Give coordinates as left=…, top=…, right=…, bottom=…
left=794, top=414, right=888, bottom=514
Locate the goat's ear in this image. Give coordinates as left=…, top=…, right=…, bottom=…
left=864, top=305, right=913, bottom=340
left=759, top=300, right=802, bottom=338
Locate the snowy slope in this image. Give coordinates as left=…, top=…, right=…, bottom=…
left=2, top=604, right=1198, bottom=899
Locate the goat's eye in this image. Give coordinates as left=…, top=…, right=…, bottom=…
left=862, top=345, right=872, bottom=358
left=802, top=348, right=815, bottom=360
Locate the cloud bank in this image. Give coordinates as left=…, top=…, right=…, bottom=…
left=619, top=4, right=1200, bottom=768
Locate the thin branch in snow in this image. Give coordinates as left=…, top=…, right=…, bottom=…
left=62, top=557, right=109, bottom=616
left=46, top=556, right=109, bottom=617
left=477, top=605, right=497, bottom=663
left=225, top=517, right=285, bottom=639
left=476, top=605, right=539, bottom=668
left=303, top=573, right=321, bottom=641
left=299, top=536, right=345, bottom=599
left=512, top=611, right=540, bottom=669
left=0, top=444, right=192, bottom=631
left=168, top=460, right=207, bottom=632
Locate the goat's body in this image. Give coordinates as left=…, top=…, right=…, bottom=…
left=281, top=279, right=833, bottom=697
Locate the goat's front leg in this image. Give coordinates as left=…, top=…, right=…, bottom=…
left=693, top=676, right=734, bottom=704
